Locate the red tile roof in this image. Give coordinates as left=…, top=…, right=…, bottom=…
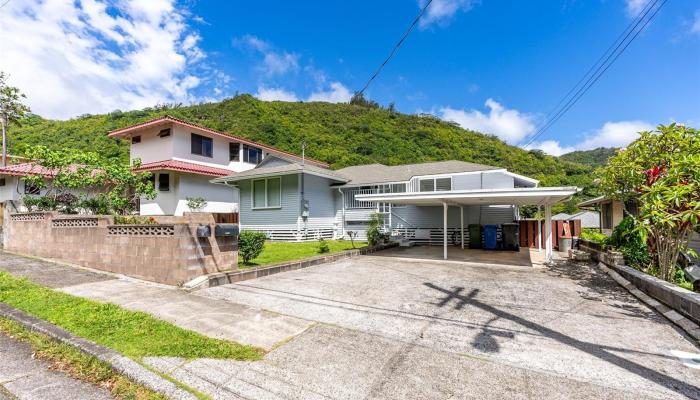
left=0, top=163, right=60, bottom=177
left=133, top=159, right=234, bottom=177
left=107, top=115, right=329, bottom=168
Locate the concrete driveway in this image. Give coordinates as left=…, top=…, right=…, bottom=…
left=154, top=254, right=700, bottom=400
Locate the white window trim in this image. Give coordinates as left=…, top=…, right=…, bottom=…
left=418, top=176, right=453, bottom=192
left=251, top=177, right=282, bottom=210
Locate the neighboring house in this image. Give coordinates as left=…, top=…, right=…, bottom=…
left=212, top=157, right=575, bottom=245
left=552, top=211, right=600, bottom=229
left=107, top=116, right=327, bottom=217
left=577, top=196, right=633, bottom=235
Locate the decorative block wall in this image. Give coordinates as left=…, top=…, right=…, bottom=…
left=5, top=212, right=237, bottom=285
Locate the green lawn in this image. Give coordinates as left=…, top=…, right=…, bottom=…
left=241, top=240, right=366, bottom=267
left=0, top=272, right=263, bottom=360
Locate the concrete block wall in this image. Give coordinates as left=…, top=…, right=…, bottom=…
left=5, top=212, right=237, bottom=285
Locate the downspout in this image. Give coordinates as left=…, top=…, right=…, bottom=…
left=338, top=187, right=345, bottom=239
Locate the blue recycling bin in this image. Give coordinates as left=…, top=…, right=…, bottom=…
left=483, top=225, right=498, bottom=250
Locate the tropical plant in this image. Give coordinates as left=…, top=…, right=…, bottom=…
left=20, top=146, right=156, bottom=215
left=599, top=124, right=700, bottom=281
left=0, top=71, right=31, bottom=166
left=366, top=213, right=385, bottom=247
left=346, top=231, right=358, bottom=248
left=317, top=238, right=330, bottom=254
left=239, top=231, right=267, bottom=264
left=580, top=228, right=608, bottom=244
left=186, top=197, right=208, bottom=212
left=607, top=216, right=651, bottom=270
left=112, top=215, right=157, bottom=225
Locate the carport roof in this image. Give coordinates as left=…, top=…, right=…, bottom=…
left=354, top=186, right=580, bottom=206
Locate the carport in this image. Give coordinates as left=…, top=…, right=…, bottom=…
left=355, top=186, right=580, bottom=262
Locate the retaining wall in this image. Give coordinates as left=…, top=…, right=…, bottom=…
left=5, top=212, right=237, bottom=285
left=579, top=238, right=700, bottom=325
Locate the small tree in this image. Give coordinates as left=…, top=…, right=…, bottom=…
left=366, top=212, right=385, bottom=247
left=239, top=231, right=267, bottom=264
left=0, top=72, right=31, bottom=166
left=599, top=124, right=700, bottom=281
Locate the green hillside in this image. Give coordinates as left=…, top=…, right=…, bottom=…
left=560, top=147, right=617, bottom=168
left=8, top=94, right=597, bottom=212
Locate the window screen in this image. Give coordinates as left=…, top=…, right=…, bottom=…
left=253, top=179, right=266, bottom=208
left=419, top=179, right=435, bottom=192
left=267, top=178, right=281, bottom=207
left=435, top=178, right=452, bottom=191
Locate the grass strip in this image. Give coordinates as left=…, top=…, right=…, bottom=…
left=0, top=272, right=263, bottom=360
left=0, top=317, right=167, bottom=400
left=242, top=239, right=367, bottom=267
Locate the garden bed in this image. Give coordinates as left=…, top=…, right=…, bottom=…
left=239, top=240, right=367, bottom=268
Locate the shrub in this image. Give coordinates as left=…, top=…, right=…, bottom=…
left=79, top=195, right=110, bottom=215
left=608, top=216, right=651, bottom=270
left=317, top=238, right=330, bottom=254
left=580, top=228, right=608, bottom=244
left=186, top=197, right=208, bottom=212
left=366, top=213, right=384, bottom=247
left=239, top=231, right=266, bottom=264
left=113, top=215, right=157, bottom=225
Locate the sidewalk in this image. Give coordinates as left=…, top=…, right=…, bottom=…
left=0, top=252, right=310, bottom=350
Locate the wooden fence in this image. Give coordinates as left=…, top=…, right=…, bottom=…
left=519, top=220, right=581, bottom=250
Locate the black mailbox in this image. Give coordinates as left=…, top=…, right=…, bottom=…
left=196, top=225, right=211, bottom=238
left=214, top=223, right=239, bottom=237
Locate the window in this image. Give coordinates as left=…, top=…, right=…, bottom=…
left=252, top=177, right=282, bottom=209
left=230, top=143, right=240, bottom=161
left=158, top=173, right=170, bottom=192
left=419, top=177, right=452, bottom=192
left=0, top=178, right=5, bottom=187
left=131, top=135, right=141, bottom=144
left=419, top=179, right=434, bottom=192
left=158, top=128, right=171, bottom=138
left=24, top=181, right=40, bottom=195
left=602, top=202, right=613, bottom=229
left=391, top=183, right=406, bottom=193
left=243, top=144, right=263, bottom=164
left=191, top=133, right=213, bottom=157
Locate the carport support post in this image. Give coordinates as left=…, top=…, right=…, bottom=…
left=544, top=204, right=553, bottom=262
left=460, top=206, right=464, bottom=249
left=443, top=202, right=448, bottom=260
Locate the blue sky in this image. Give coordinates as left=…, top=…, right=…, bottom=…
left=1, top=0, right=698, bottom=155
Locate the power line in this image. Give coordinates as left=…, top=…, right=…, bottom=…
left=357, top=0, right=433, bottom=96
left=522, top=0, right=668, bottom=149
left=0, top=0, right=11, bottom=9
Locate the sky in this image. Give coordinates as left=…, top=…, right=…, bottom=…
left=0, top=0, right=698, bottom=156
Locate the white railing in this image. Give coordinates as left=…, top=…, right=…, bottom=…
left=345, top=189, right=379, bottom=209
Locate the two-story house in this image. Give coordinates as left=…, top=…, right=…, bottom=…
left=107, top=116, right=327, bottom=217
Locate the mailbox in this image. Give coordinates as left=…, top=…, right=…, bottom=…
left=214, top=223, right=239, bottom=237
left=196, top=225, right=211, bottom=238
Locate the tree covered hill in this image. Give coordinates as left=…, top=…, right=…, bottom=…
left=560, top=147, right=617, bottom=168
left=9, top=94, right=596, bottom=208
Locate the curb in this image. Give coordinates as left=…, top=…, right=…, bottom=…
left=597, top=262, right=700, bottom=343
left=183, top=242, right=399, bottom=291
left=0, top=302, right=198, bottom=400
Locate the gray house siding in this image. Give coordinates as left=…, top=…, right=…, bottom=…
left=300, top=174, right=337, bottom=235
left=239, top=174, right=300, bottom=234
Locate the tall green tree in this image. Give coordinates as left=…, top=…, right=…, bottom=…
left=598, top=124, right=700, bottom=281
left=0, top=72, right=31, bottom=166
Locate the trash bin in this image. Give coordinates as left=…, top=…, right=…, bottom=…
left=468, top=224, right=482, bottom=249
left=501, top=223, right=520, bottom=251
left=558, top=237, right=573, bottom=253
left=483, top=225, right=498, bottom=250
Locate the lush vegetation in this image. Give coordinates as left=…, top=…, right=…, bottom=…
left=599, top=124, right=700, bottom=283
left=20, top=146, right=156, bottom=215
left=0, top=272, right=263, bottom=360
left=9, top=94, right=598, bottom=213
left=560, top=147, right=617, bottom=167
left=240, top=240, right=366, bottom=267
left=366, top=213, right=388, bottom=247
left=0, top=318, right=168, bottom=400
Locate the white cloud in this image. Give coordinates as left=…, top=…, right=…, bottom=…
left=438, top=99, right=536, bottom=144
left=527, top=140, right=576, bottom=157
left=307, top=82, right=352, bottom=103
left=0, top=0, right=220, bottom=119
left=529, top=120, right=654, bottom=156
left=692, top=9, right=700, bottom=35
left=419, top=0, right=477, bottom=29
left=625, top=0, right=647, bottom=17
left=235, top=35, right=299, bottom=76
left=254, top=87, right=299, bottom=102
